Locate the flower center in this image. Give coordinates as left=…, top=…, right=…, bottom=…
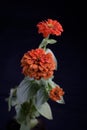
left=47, top=23, right=54, bottom=28
left=54, top=91, right=58, bottom=96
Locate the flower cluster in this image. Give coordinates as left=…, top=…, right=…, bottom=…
left=7, top=19, right=65, bottom=130
left=49, top=86, right=65, bottom=101
left=21, top=48, right=56, bottom=80
left=37, top=19, right=63, bottom=37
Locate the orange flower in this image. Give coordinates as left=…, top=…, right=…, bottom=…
left=37, top=19, right=63, bottom=37
left=49, top=86, right=64, bottom=101
left=21, top=48, right=56, bottom=80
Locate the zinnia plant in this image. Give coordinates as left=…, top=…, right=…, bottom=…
left=7, top=19, right=65, bottom=130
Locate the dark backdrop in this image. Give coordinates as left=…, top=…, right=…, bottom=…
left=0, top=1, right=87, bottom=130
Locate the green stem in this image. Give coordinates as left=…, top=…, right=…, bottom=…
left=39, top=35, right=50, bottom=50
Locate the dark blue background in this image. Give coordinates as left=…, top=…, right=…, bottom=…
left=0, top=1, right=87, bottom=130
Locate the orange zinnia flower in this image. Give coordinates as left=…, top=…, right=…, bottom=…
left=37, top=19, right=63, bottom=37
left=49, top=86, right=64, bottom=101
left=21, top=48, right=56, bottom=80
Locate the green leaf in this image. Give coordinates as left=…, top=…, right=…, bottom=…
left=46, top=48, right=58, bottom=70
left=15, top=104, right=26, bottom=123
left=35, top=87, right=48, bottom=108
left=17, top=77, right=40, bottom=104
left=15, top=100, right=40, bottom=123
left=7, top=88, right=17, bottom=111
left=20, top=123, right=30, bottom=130
left=37, top=102, right=53, bottom=120
left=47, top=39, right=57, bottom=44
left=48, top=78, right=56, bottom=88
left=7, top=97, right=11, bottom=111
left=29, top=119, right=38, bottom=128
left=34, top=79, right=49, bottom=108
left=20, top=118, right=38, bottom=130
left=56, top=96, right=65, bottom=104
